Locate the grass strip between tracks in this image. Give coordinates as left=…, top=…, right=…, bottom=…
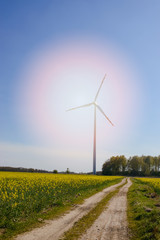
left=61, top=179, right=127, bottom=240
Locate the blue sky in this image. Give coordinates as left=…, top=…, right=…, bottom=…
left=0, top=0, right=160, bottom=172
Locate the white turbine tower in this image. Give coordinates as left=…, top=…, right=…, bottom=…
left=67, top=74, right=114, bottom=174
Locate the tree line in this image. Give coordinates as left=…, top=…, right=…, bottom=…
left=102, top=155, right=160, bottom=176
left=0, top=166, right=50, bottom=173
left=0, top=167, right=74, bottom=174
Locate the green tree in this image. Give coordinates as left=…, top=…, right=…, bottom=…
left=153, top=156, right=158, bottom=172
left=143, top=156, right=153, bottom=175
left=127, top=156, right=140, bottom=175
left=119, top=155, right=127, bottom=173
left=158, top=155, right=160, bottom=173
left=102, top=160, right=112, bottom=175
left=102, top=155, right=127, bottom=175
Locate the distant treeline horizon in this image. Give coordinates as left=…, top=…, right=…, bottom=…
left=2, top=155, right=160, bottom=177
left=0, top=166, right=51, bottom=173
left=102, top=155, right=160, bottom=176
left=0, top=166, right=81, bottom=174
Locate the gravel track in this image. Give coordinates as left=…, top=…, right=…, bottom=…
left=15, top=178, right=126, bottom=240
left=80, top=178, right=132, bottom=240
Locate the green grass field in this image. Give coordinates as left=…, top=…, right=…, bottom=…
left=128, top=178, right=160, bottom=240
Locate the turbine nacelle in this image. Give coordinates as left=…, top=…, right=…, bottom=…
left=66, top=74, right=114, bottom=127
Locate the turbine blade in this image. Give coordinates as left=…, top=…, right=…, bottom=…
left=94, top=74, right=106, bottom=101
left=96, top=105, right=114, bottom=126
left=66, top=103, right=93, bottom=111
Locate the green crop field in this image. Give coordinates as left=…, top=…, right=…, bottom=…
left=0, top=172, right=122, bottom=239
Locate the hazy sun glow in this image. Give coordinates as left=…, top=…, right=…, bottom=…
left=15, top=38, right=142, bottom=150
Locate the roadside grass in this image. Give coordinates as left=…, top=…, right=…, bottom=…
left=61, top=179, right=127, bottom=240
left=128, top=178, right=160, bottom=240
left=0, top=175, right=123, bottom=240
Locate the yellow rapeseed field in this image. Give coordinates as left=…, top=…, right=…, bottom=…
left=136, top=177, right=160, bottom=190
left=0, top=172, right=122, bottom=233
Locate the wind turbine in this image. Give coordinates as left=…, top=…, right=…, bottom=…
left=67, top=74, right=114, bottom=174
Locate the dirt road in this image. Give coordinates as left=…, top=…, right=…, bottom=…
left=80, top=178, right=132, bottom=240
left=15, top=178, right=126, bottom=240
